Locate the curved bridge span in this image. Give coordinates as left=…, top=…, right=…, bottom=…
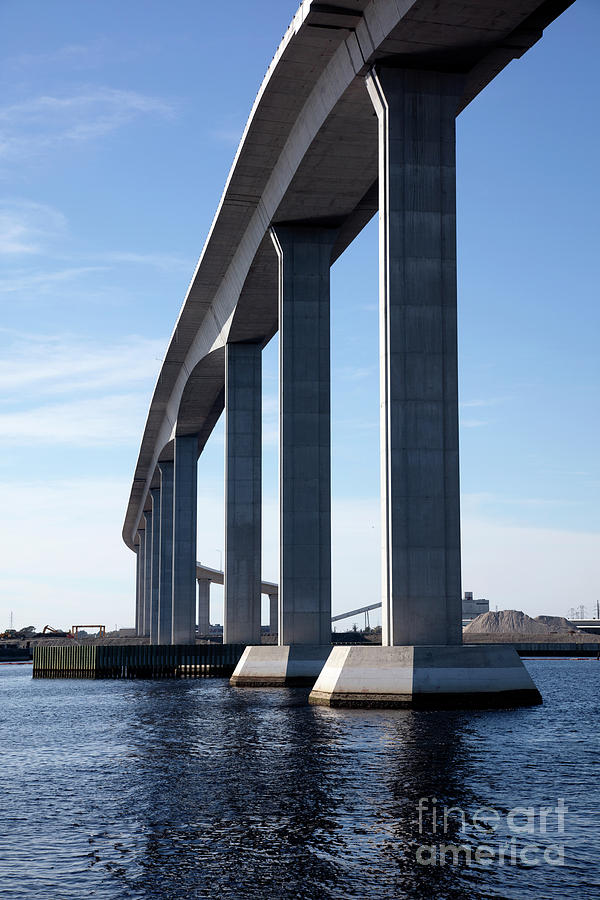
left=124, top=0, right=571, bottom=706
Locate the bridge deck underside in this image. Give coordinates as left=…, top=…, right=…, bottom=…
left=125, top=0, right=574, bottom=545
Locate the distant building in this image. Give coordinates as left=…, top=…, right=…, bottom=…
left=462, top=592, right=489, bottom=622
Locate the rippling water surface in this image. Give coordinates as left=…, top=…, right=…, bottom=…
left=0, top=660, right=598, bottom=899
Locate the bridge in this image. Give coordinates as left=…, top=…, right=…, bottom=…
left=194, top=563, right=278, bottom=636
left=331, top=603, right=382, bottom=629
left=123, top=0, right=575, bottom=707
left=193, top=575, right=381, bottom=636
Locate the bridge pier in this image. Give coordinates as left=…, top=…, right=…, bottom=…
left=172, top=434, right=198, bottom=644
left=134, top=541, right=140, bottom=636
left=142, top=511, right=152, bottom=637
left=197, top=577, right=210, bottom=637
left=269, top=593, right=278, bottom=636
left=369, top=68, right=465, bottom=650
left=149, top=487, right=160, bottom=644
left=157, top=461, right=174, bottom=645
left=231, top=224, right=337, bottom=685
left=223, top=341, right=262, bottom=645
left=310, top=67, right=540, bottom=707
left=135, top=531, right=144, bottom=636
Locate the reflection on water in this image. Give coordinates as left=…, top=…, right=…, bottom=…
left=0, top=660, right=598, bottom=899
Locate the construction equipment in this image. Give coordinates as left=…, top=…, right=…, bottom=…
left=42, top=626, right=71, bottom=637
left=70, top=625, right=106, bottom=637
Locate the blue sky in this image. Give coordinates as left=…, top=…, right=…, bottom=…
left=1, top=0, right=598, bottom=632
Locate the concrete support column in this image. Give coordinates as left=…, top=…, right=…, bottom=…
left=223, top=341, right=262, bottom=645
left=269, top=593, right=278, bottom=636
left=270, top=224, right=337, bottom=647
left=172, top=434, right=198, bottom=644
left=134, top=543, right=141, bottom=636
left=366, top=67, right=464, bottom=647
left=308, top=68, right=542, bottom=709
left=143, top=511, right=152, bottom=637
left=149, top=487, right=160, bottom=644
left=136, top=529, right=145, bottom=635
left=157, top=461, right=174, bottom=645
left=197, top=579, right=210, bottom=636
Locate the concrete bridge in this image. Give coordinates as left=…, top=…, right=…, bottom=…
left=123, top=0, right=575, bottom=707
left=191, top=575, right=377, bottom=637
left=194, top=563, right=278, bottom=636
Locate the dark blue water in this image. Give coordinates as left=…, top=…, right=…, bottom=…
left=0, top=660, right=598, bottom=899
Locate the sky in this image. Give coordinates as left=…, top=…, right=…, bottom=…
left=0, top=0, right=598, bottom=633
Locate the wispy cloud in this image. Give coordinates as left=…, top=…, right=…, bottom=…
left=0, top=260, right=187, bottom=296
left=460, top=417, right=489, bottom=428
left=0, top=197, right=190, bottom=300
left=0, top=87, right=175, bottom=164
left=460, top=397, right=508, bottom=409
left=0, top=330, right=163, bottom=445
left=0, top=199, right=67, bottom=255
left=4, top=38, right=149, bottom=73
left=0, top=330, right=164, bottom=398
left=100, top=251, right=190, bottom=272
left=0, top=265, right=106, bottom=294
left=336, top=364, right=376, bottom=382
left=460, top=399, right=492, bottom=409
left=459, top=398, right=505, bottom=428
left=0, top=394, right=149, bottom=446
left=5, top=43, right=103, bottom=70
left=463, top=492, right=581, bottom=512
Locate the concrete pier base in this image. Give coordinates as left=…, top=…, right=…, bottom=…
left=308, top=645, right=542, bottom=709
left=230, top=644, right=331, bottom=687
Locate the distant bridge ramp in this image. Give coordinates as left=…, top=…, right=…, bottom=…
left=331, top=603, right=382, bottom=624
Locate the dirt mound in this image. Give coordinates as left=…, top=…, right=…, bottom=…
left=464, top=610, right=553, bottom=635
left=534, top=615, right=576, bottom=634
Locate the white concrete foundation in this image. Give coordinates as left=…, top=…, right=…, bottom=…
left=309, top=644, right=542, bottom=708
left=230, top=644, right=331, bottom=687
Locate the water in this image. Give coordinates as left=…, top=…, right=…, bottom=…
left=0, top=660, right=598, bottom=900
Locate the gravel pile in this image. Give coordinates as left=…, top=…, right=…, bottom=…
left=464, top=609, right=576, bottom=635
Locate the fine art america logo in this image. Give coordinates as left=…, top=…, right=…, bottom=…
left=415, top=797, right=567, bottom=867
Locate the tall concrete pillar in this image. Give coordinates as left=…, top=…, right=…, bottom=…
left=143, top=510, right=152, bottom=637
left=272, top=224, right=337, bottom=646
left=149, top=487, right=160, bottom=644
left=366, top=67, right=464, bottom=648
left=134, top=543, right=141, bottom=635
left=231, top=225, right=337, bottom=686
left=309, top=67, right=541, bottom=708
left=172, top=433, right=198, bottom=644
left=223, top=341, right=262, bottom=645
left=197, top=579, right=210, bottom=636
left=269, top=593, right=278, bottom=636
left=136, top=529, right=145, bottom=636
left=157, top=461, right=174, bottom=645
